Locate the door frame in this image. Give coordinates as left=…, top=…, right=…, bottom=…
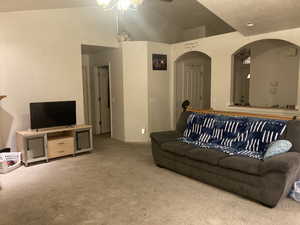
left=82, top=63, right=93, bottom=125
left=175, top=62, right=205, bottom=120
left=173, top=52, right=212, bottom=128
left=93, top=64, right=113, bottom=136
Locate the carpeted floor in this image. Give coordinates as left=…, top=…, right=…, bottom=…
left=1, top=135, right=300, bottom=225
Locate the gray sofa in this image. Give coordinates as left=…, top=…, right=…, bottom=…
left=150, top=111, right=300, bottom=207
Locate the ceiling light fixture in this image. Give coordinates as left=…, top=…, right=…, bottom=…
left=97, top=0, right=144, bottom=11
left=247, top=22, right=255, bottom=27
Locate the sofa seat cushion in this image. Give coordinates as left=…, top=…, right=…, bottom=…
left=161, top=141, right=195, bottom=156
left=150, top=131, right=182, bottom=146
left=179, top=157, right=262, bottom=187
left=185, top=148, right=229, bottom=165
left=219, top=156, right=262, bottom=175
left=219, top=152, right=300, bottom=176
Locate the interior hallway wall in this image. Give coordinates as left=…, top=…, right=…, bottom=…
left=0, top=7, right=119, bottom=150
left=148, top=42, right=172, bottom=133
left=121, top=41, right=172, bottom=142
left=122, top=42, right=149, bottom=142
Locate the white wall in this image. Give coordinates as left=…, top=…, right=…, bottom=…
left=0, top=7, right=119, bottom=150
left=148, top=42, right=172, bottom=133
left=88, top=48, right=125, bottom=141
left=171, top=28, right=300, bottom=127
left=121, top=41, right=172, bottom=142
left=122, top=42, right=149, bottom=142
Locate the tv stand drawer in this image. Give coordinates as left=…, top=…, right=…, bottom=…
left=48, top=137, right=74, bottom=159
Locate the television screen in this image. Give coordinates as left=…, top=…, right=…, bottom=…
left=30, top=101, right=76, bottom=129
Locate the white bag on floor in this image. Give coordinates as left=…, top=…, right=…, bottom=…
left=0, top=152, right=21, bottom=174
left=290, top=181, right=300, bottom=202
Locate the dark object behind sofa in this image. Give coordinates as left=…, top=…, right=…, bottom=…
left=0, top=148, right=10, bottom=153
left=151, top=112, right=300, bottom=207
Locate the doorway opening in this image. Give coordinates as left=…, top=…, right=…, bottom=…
left=81, top=45, right=113, bottom=136
left=174, top=51, right=212, bottom=121
left=232, top=39, right=299, bottom=110
left=94, top=65, right=111, bottom=135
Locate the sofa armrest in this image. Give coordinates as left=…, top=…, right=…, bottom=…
left=261, top=152, right=300, bottom=175
left=150, top=131, right=182, bottom=146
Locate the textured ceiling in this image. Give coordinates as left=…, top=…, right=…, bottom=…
left=140, top=0, right=234, bottom=34
left=0, top=0, right=234, bottom=35
left=197, top=0, right=300, bottom=36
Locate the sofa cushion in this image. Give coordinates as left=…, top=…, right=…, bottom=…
left=161, top=141, right=195, bottom=156
left=219, top=156, right=262, bottom=176
left=150, top=131, right=182, bottom=146
left=179, top=157, right=262, bottom=187
left=219, top=152, right=300, bottom=176
left=261, top=152, right=300, bottom=174
left=286, top=120, right=300, bottom=153
left=185, top=148, right=229, bottom=165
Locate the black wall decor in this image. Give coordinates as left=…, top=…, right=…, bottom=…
left=152, top=54, right=167, bottom=71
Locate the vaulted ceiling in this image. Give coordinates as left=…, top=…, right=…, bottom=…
left=197, top=0, right=300, bottom=36
left=0, top=0, right=234, bottom=37
left=1, top=0, right=298, bottom=38
left=138, top=0, right=234, bottom=35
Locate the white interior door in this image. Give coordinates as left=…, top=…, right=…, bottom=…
left=176, top=63, right=204, bottom=120
left=98, top=66, right=111, bottom=134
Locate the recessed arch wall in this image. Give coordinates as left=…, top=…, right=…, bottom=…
left=232, top=39, right=300, bottom=109
left=170, top=29, right=300, bottom=128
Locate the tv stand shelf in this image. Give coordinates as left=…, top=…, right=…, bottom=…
left=16, top=125, right=93, bottom=166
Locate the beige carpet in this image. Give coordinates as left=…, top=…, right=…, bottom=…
left=1, top=136, right=300, bottom=225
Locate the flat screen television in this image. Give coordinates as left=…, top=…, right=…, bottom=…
left=30, top=101, right=76, bottom=129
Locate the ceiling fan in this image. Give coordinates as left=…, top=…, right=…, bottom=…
left=96, top=0, right=174, bottom=11
left=96, top=0, right=174, bottom=41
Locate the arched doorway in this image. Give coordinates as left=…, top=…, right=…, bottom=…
left=174, top=51, right=212, bottom=120
left=232, top=39, right=300, bottom=110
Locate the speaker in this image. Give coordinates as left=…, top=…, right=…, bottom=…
left=76, top=130, right=91, bottom=151
left=27, top=137, right=46, bottom=159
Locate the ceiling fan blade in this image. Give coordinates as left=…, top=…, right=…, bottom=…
left=159, top=0, right=174, bottom=2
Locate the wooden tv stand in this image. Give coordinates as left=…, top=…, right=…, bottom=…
left=16, top=125, right=93, bottom=166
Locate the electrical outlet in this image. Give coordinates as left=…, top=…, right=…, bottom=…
left=141, top=128, right=146, bottom=135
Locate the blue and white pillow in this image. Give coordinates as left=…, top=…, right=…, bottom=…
left=264, top=140, right=292, bottom=159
